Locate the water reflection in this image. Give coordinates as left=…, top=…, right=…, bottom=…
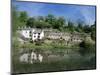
left=19, top=51, right=44, bottom=63
left=19, top=48, right=81, bottom=63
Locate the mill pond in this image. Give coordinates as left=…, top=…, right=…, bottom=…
left=12, top=47, right=96, bottom=74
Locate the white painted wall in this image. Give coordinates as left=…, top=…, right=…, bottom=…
left=40, top=31, right=44, bottom=39
left=32, top=32, right=39, bottom=41
left=19, top=28, right=44, bottom=41
left=20, top=29, right=31, bottom=38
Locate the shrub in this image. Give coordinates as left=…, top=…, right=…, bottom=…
left=79, top=39, right=95, bottom=56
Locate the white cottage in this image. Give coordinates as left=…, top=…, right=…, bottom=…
left=32, top=29, right=44, bottom=41
left=17, top=27, right=44, bottom=42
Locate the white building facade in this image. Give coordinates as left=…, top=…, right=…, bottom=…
left=17, top=28, right=44, bottom=42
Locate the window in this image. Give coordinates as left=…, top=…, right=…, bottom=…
left=38, top=33, right=40, bottom=35
left=38, top=35, right=40, bottom=38
left=30, top=31, right=32, bottom=34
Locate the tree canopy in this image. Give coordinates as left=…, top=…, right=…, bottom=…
left=12, top=6, right=96, bottom=39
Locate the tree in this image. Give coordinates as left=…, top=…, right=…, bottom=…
left=56, top=17, right=66, bottom=30
left=91, top=30, right=96, bottom=41
left=76, top=22, right=83, bottom=32
left=37, top=16, right=45, bottom=22
left=26, top=17, right=35, bottom=27
left=45, top=14, right=55, bottom=23
left=35, top=21, right=45, bottom=28
left=45, top=14, right=56, bottom=28
left=83, top=25, right=91, bottom=33
left=79, top=40, right=95, bottom=56
left=91, top=21, right=96, bottom=41
left=12, top=5, right=19, bottom=35
left=76, top=19, right=85, bottom=32
left=67, top=21, right=75, bottom=32
left=35, top=21, right=51, bottom=28
left=18, top=11, right=28, bottom=27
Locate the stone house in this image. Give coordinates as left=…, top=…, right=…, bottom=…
left=17, top=27, right=89, bottom=45
left=45, top=31, right=84, bottom=42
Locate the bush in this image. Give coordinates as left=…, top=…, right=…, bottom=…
left=79, top=40, right=95, bottom=56
left=35, top=40, right=43, bottom=46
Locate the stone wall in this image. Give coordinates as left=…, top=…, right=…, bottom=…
left=44, top=31, right=87, bottom=44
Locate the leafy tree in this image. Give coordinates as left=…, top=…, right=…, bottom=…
left=79, top=37, right=95, bottom=56
left=56, top=17, right=66, bottom=30
left=35, top=21, right=45, bottom=28
left=45, top=14, right=56, bottom=28
left=91, top=21, right=96, bottom=41
left=12, top=6, right=19, bottom=35
left=91, top=31, right=96, bottom=41
left=51, top=19, right=58, bottom=29
left=19, top=11, right=28, bottom=22
left=36, top=21, right=51, bottom=28
left=76, top=22, right=83, bottom=32
left=26, top=17, right=35, bottom=27
left=75, top=19, right=85, bottom=32
left=83, top=25, right=91, bottom=33
left=37, top=16, right=45, bottom=22
left=45, top=14, right=55, bottom=23
left=67, top=21, right=75, bottom=32
left=18, top=11, right=28, bottom=27
left=78, top=23, right=83, bottom=29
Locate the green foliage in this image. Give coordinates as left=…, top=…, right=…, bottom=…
left=91, top=22, right=96, bottom=41
left=45, top=14, right=55, bottom=25
left=12, top=6, right=19, bottom=35
left=25, top=14, right=66, bottom=30
left=83, top=25, right=91, bottom=33
left=35, top=21, right=51, bottom=28
left=67, top=21, right=75, bottom=32
left=18, top=11, right=28, bottom=27
left=56, top=17, right=66, bottom=30
left=26, top=17, right=35, bottom=27
left=45, top=14, right=58, bottom=29
left=35, top=40, right=43, bottom=46
left=76, top=22, right=83, bottom=32
left=37, top=16, right=45, bottom=21
left=91, top=30, right=96, bottom=41
left=12, top=6, right=96, bottom=37
left=79, top=39, right=95, bottom=56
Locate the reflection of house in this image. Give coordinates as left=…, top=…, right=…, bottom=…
left=17, top=28, right=44, bottom=42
